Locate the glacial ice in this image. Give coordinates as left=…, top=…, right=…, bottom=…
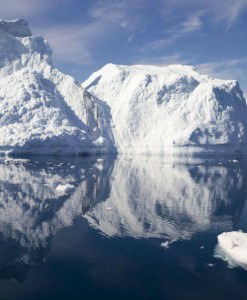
left=1, top=18, right=247, bottom=155
left=215, top=231, right=247, bottom=270
left=84, top=63, right=247, bottom=154
left=0, top=19, right=115, bottom=155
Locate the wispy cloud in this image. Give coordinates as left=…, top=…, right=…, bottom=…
left=160, top=0, right=247, bottom=29
left=143, top=13, right=203, bottom=51
left=196, top=58, right=247, bottom=92
left=177, top=14, right=202, bottom=33
left=196, top=59, right=247, bottom=78
left=211, top=0, right=247, bottom=28
left=34, top=21, right=109, bottom=65
left=89, top=0, right=144, bottom=30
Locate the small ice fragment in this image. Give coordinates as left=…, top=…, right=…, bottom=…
left=228, top=159, right=239, bottom=163
left=161, top=239, right=176, bottom=249
left=56, top=183, right=74, bottom=195
left=207, top=263, right=215, bottom=267
left=161, top=241, right=170, bottom=249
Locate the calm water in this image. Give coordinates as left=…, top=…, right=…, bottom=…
left=0, top=155, right=247, bottom=299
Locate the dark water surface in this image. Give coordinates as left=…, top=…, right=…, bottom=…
left=0, top=155, right=247, bottom=299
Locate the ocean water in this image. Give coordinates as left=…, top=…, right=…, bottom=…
left=0, top=155, right=247, bottom=299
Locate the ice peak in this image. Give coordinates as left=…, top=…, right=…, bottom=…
left=0, top=19, right=32, bottom=37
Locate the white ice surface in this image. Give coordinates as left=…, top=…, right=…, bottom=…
left=0, top=19, right=115, bottom=155
left=2, top=18, right=247, bottom=155
left=215, top=231, right=247, bottom=270
left=83, top=63, right=247, bottom=154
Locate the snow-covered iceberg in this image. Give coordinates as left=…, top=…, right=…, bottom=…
left=215, top=231, right=247, bottom=270
left=2, top=19, right=247, bottom=155
left=83, top=63, right=247, bottom=154
left=0, top=19, right=115, bottom=155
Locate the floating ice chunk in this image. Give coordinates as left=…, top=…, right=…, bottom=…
left=161, top=239, right=176, bottom=249
left=55, top=183, right=75, bottom=195
left=161, top=241, right=170, bottom=249
left=215, top=231, right=247, bottom=270
left=207, top=263, right=215, bottom=267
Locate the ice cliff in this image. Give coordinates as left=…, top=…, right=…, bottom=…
left=83, top=64, right=247, bottom=154
left=0, top=19, right=115, bottom=155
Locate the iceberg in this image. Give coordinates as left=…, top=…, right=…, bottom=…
left=1, top=18, right=247, bottom=155
left=0, top=19, right=115, bottom=155
left=83, top=63, right=247, bottom=154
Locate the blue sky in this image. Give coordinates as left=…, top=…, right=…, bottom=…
left=1, top=0, right=247, bottom=93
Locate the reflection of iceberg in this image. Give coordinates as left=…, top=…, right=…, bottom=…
left=0, top=154, right=246, bottom=281
left=85, top=156, right=247, bottom=240
left=0, top=156, right=114, bottom=268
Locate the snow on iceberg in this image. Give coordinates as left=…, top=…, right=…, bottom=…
left=83, top=63, right=247, bottom=154
left=0, top=19, right=115, bottom=155
left=215, top=231, right=247, bottom=270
